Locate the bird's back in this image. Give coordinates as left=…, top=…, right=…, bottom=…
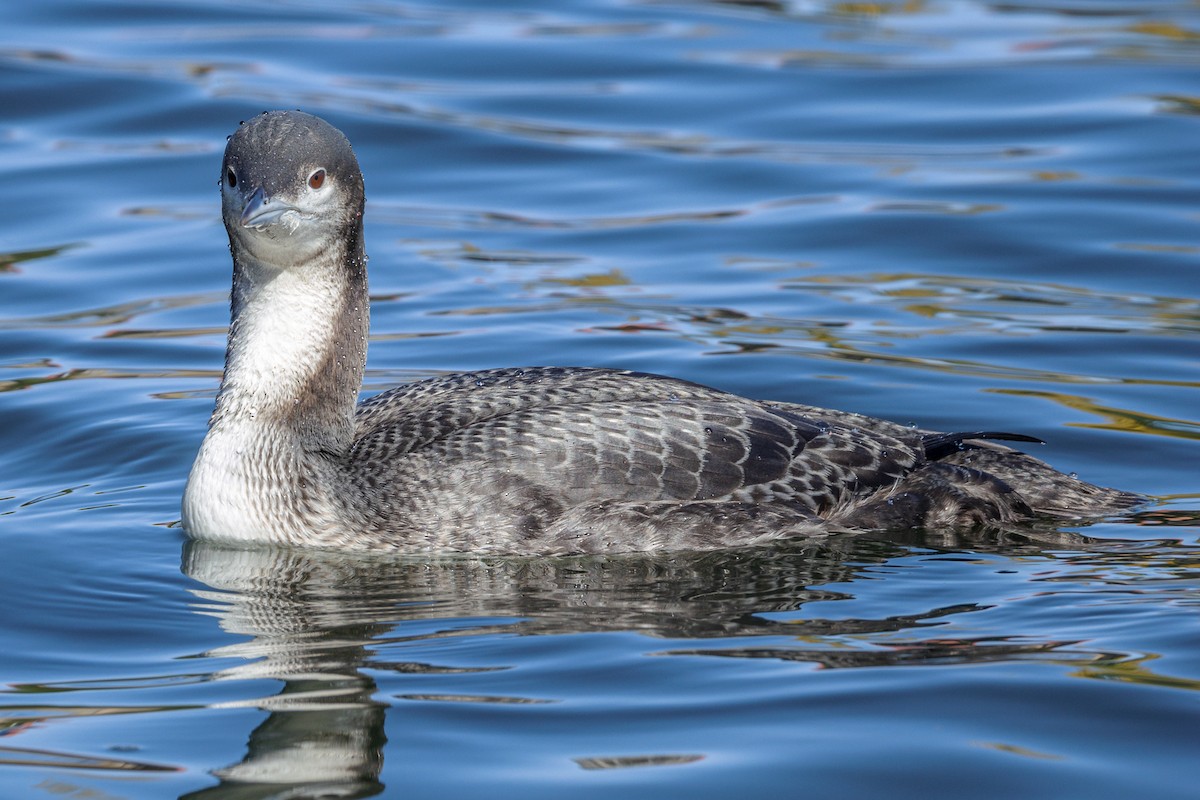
left=340, top=367, right=1137, bottom=554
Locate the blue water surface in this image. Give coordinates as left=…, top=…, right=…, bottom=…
left=2, top=1, right=1198, bottom=798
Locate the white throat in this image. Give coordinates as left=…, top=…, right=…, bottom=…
left=215, top=251, right=353, bottom=421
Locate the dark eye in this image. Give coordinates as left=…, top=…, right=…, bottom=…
left=225, top=166, right=237, bottom=188
left=307, top=169, right=326, bottom=190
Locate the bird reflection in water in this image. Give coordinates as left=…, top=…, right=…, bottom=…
left=179, top=526, right=1116, bottom=799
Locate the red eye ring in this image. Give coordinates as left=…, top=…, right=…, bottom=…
left=308, top=169, right=326, bottom=190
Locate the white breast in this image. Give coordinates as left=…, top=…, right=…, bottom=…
left=182, top=421, right=279, bottom=544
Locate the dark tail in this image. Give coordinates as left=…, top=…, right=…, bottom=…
left=922, top=431, right=1044, bottom=461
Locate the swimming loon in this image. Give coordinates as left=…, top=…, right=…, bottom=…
left=181, top=110, right=1140, bottom=555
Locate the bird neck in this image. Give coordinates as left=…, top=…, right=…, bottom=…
left=210, top=229, right=369, bottom=455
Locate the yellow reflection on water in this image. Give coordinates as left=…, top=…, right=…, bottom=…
left=1074, top=655, right=1200, bottom=693
left=992, top=388, right=1200, bottom=441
